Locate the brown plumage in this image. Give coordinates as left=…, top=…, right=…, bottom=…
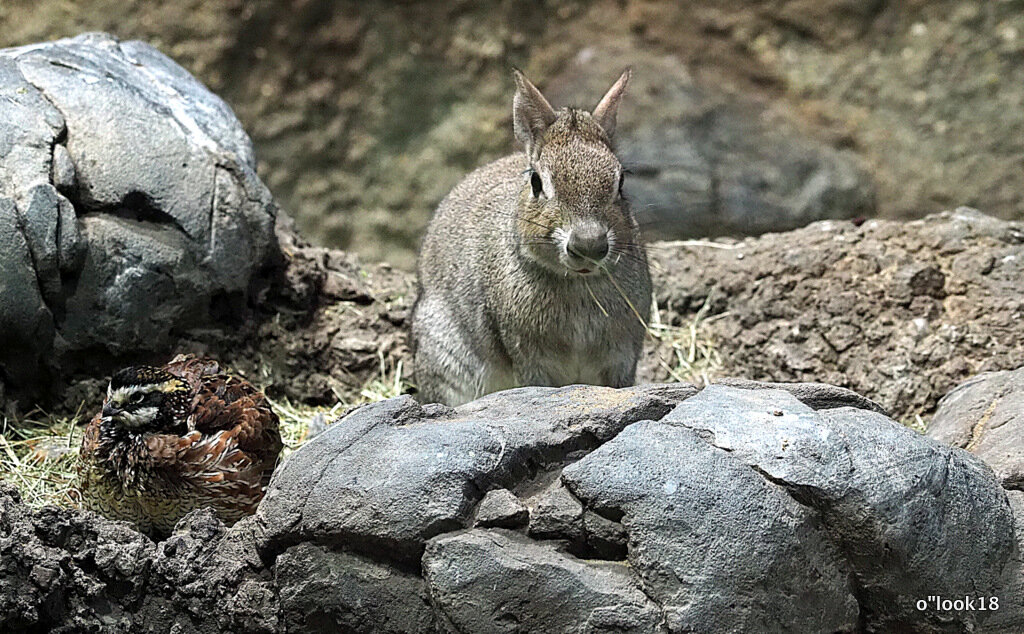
left=78, top=355, right=282, bottom=536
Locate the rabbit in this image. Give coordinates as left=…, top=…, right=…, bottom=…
left=411, top=68, right=651, bottom=406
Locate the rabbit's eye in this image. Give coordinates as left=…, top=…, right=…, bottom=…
left=530, top=171, right=544, bottom=197
left=618, top=173, right=625, bottom=196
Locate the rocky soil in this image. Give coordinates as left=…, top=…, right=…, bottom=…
left=644, top=208, right=1024, bottom=423
left=3, top=1, right=1022, bottom=266
left=205, top=207, right=1024, bottom=427
left=228, top=208, right=1024, bottom=427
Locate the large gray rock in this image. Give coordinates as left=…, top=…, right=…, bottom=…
left=3, top=381, right=1018, bottom=632
left=473, top=488, right=528, bottom=529
left=255, top=381, right=1014, bottom=632
left=275, top=543, right=436, bottom=634
left=424, top=529, right=663, bottom=633
left=257, top=383, right=699, bottom=559
left=561, top=403, right=859, bottom=633
left=989, top=490, right=1024, bottom=633
left=926, top=368, right=1024, bottom=633
left=654, top=386, right=1015, bottom=632
left=928, top=366, right=1024, bottom=490
left=0, top=33, right=276, bottom=402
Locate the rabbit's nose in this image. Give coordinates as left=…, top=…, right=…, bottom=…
left=566, top=224, right=610, bottom=262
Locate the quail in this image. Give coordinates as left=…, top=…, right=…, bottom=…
left=78, top=355, right=282, bottom=536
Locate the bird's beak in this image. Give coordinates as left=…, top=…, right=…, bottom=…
left=102, top=403, right=121, bottom=418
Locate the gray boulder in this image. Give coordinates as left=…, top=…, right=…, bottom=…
left=653, top=386, right=1015, bottom=632
left=989, top=490, right=1024, bottom=633
left=257, top=383, right=699, bottom=559
left=473, top=488, right=528, bottom=529
left=562, top=402, right=858, bottom=633
left=0, top=33, right=276, bottom=402
left=257, top=381, right=1014, bottom=633
left=2, top=381, right=1018, bottom=632
left=926, top=368, right=1024, bottom=633
left=276, top=542, right=436, bottom=634
left=423, top=529, right=663, bottom=633
left=928, top=366, right=1024, bottom=490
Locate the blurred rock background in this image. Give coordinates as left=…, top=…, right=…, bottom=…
left=2, top=0, right=1022, bottom=268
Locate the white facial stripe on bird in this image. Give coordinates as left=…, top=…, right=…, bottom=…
left=109, top=385, right=144, bottom=406
left=108, top=380, right=179, bottom=407
left=117, top=406, right=160, bottom=428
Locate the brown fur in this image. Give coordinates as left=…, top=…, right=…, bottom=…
left=412, top=70, right=652, bottom=406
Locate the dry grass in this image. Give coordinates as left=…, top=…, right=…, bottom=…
left=646, top=293, right=726, bottom=386
left=0, top=357, right=410, bottom=510
left=0, top=406, right=86, bottom=508
left=594, top=255, right=725, bottom=388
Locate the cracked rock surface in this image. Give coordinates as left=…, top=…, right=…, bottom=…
left=927, top=366, right=1024, bottom=633
left=423, top=529, right=663, bottom=633
left=5, top=381, right=1018, bottom=633
left=472, top=489, right=528, bottom=529
left=0, top=33, right=276, bottom=403
left=928, top=366, right=1024, bottom=491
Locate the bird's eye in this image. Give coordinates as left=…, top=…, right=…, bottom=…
left=530, top=171, right=544, bottom=198
left=131, top=392, right=145, bottom=404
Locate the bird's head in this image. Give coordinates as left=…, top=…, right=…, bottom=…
left=102, top=366, right=190, bottom=432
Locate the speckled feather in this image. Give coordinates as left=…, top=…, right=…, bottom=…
left=78, top=355, right=282, bottom=536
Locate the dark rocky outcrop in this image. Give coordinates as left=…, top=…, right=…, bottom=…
left=4, top=382, right=1019, bottom=633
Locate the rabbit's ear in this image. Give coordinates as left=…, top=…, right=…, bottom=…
left=513, top=68, right=557, bottom=159
left=592, top=68, right=631, bottom=139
